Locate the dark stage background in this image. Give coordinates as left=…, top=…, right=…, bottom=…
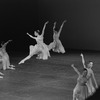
left=0, top=0, right=100, bottom=54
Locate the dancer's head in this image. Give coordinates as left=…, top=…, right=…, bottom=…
left=82, top=68, right=88, bottom=77
left=36, top=30, right=40, bottom=33
left=1, top=41, right=4, bottom=47
left=87, top=61, right=93, bottom=69
left=34, top=31, right=39, bottom=36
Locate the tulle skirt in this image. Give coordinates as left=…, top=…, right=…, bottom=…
left=73, top=84, right=89, bottom=100
left=29, top=43, right=50, bottom=60
left=48, top=39, right=65, bottom=53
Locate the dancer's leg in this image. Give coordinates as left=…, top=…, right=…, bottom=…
left=73, top=89, right=77, bottom=100
left=2, top=58, right=7, bottom=70
left=19, top=45, right=37, bottom=64
left=3, top=53, right=15, bottom=70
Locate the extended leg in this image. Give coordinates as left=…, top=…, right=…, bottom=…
left=19, top=45, right=37, bottom=64
left=5, top=54, right=15, bottom=70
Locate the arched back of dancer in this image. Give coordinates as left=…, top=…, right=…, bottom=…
left=48, top=20, right=66, bottom=53
left=71, top=64, right=89, bottom=100
left=80, top=53, right=98, bottom=96
left=0, top=40, right=15, bottom=70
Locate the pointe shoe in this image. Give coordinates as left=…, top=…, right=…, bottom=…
left=10, top=67, right=15, bottom=70
left=10, top=65, right=15, bottom=67
left=18, top=60, right=24, bottom=64
left=7, top=67, right=15, bottom=70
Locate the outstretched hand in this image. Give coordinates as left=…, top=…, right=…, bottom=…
left=8, top=40, right=12, bottom=42
left=45, top=21, right=49, bottom=24
left=54, top=22, right=57, bottom=26
left=80, top=53, right=83, bottom=57
left=26, top=32, right=29, bottom=35
left=63, top=20, right=67, bottom=23
left=71, top=64, right=74, bottom=67
left=26, top=32, right=30, bottom=37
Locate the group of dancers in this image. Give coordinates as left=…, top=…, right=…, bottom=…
left=0, top=20, right=98, bottom=100
left=71, top=54, right=98, bottom=100
left=0, top=20, right=66, bottom=76
left=19, top=20, right=66, bottom=64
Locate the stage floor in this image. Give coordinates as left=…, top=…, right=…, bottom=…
left=0, top=53, right=100, bottom=100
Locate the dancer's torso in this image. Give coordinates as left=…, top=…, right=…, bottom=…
left=77, top=76, right=87, bottom=86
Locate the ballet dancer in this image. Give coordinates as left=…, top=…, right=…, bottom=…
left=80, top=53, right=98, bottom=96
left=0, top=40, right=15, bottom=70
left=71, top=64, right=89, bottom=100
left=19, top=21, right=50, bottom=64
left=48, top=20, right=66, bottom=53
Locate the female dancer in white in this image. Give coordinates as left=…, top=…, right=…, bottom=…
left=48, top=20, right=66, bottom=53
left=71, top=64, right=89, bottom=100
left=19, top=21, right=50, bottom=64
left=0, top=40, right=15, bottom=70
left=80, top=53, right=98, bottom=96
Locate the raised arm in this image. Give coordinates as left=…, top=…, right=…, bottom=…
left=71, top=64, right=80, bottom=76
left=53, top=22, right=57, bottom=31
left=1, top=40, right=12, bottom=50
left=58, top=20, right=67, bottom=36
left=80, top=53, right=87, bottom=69
left=52, top=22, right=57, bottom=35
left=41, top=21, right=49, bottom=37
left=26, top=33, right=36, bottom=40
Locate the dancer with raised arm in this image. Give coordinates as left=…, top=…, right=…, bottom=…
left=34, top=21, right=50, bottom=59
left=71, top=64, right=89, bottom=100
left=80, top=53, right=98, bottom=96
left=0, top=40, right=15, bottom=70
left=19, top=21, right=50, bottom=64
left=48, top=20, right=66, bottom=53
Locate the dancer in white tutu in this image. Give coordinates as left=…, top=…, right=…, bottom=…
left=80, top=53, right=98, bottom=96
left=19, top=21, right=50, bottom=64
left=48, top=20, right=66, bottom=53
left=0, top=40, right=15, bottom=70
left=71, top=64, right=89, bottom=100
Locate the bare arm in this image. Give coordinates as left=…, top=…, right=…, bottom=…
left=1, top=40, right=12, bottom=50
left=53, top=22, right=57, bottom=31
left=80, top=53, right=87, bottom=68
left=26, top=33, right=36, bottom=40
left=58, top=20, right=67, bottom=37
left=71, top=64, right=80, bottom=76
left=41, top=21, right=49, bottom=37
left=91, top=70, right=98, bottom=88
